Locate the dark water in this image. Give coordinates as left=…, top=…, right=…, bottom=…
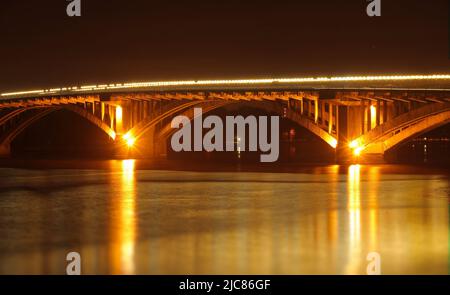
left=0, top=160, right=448, bottom=274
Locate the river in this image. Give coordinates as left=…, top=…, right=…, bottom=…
left=0, top=160, right=448, bottom=274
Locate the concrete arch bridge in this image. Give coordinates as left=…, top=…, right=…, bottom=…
left=1, top=75, right=449, bottom=162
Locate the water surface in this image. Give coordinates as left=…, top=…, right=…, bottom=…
left=0, top=160, right=448, bottom=274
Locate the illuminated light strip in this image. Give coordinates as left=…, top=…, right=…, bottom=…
left=1, top=90, right=46, bottom=97
left=2, top=74, right=450, bottom=97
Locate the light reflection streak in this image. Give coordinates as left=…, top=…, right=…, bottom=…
left=367, top=166, right=380, bottom=251
left=327, top=165, right=339, bottom=245
left=0, top=166, right=448, bottom=274
left=111, top=160, right=136, bottom=274
left=347, top=164, right=361, bottom=273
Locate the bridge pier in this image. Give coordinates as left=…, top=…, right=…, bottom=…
left=110, top=126, right=168, bottom=160
left=142, top=131, right=168, bottom=158
left=357, top=153, right=385, bottom=164
left=336, top=144, right=386, bottom=164
left=336, top=145, right=353, bottom=164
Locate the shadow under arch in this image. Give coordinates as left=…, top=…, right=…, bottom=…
left=127, top=100, right=234, bottom=140
left=0, top=108, right=58, bottom=149
left=155, top=100, right=234, bottom=141
left=383, top=111, right=450, bottom=152
left=0, top=105, right=117, bottom=153
left=154, top=100, right=338, bottom=149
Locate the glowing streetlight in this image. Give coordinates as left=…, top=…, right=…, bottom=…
left=354, top=147, right=363, bottom=156
left=126, top=137, right=136, bottom=148
left=349, top=140, right=359, bottom=149
left=349, top=140, right=364, bottom=156
left=123, top=133, right=136, bottom=148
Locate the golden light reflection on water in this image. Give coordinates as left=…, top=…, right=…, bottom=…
left=346, top=165, right=362, bottom=273
left=367, top=166, right=379, bottom=253
left=327, top=165, right=339, bottom=250
left=110, top=160, right=137, bottom=274
left=0, top=164, right=448, bottom=274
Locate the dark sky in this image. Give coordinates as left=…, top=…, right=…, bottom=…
left=0, top=0, right=449, bottom=92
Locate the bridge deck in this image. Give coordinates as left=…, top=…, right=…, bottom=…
left=2, top=75, right=450, bottom=101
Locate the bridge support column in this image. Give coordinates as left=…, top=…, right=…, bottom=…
left=328, top=103, right=333, bottom=134
left=300, top=98, right=304, bottom=115
left=314, top=98, right=319, bottom=123
left=336, top=145, right=386, bottom=164
left=115, top=105, right=124, bottom=134
left=376, top=99, right=381, bottom=126
left=155, top=139, right=167, bottom=158
left=358, top=153, right=386, bottom=164
left=335, top=104, right=339, bottom=138
left=110, top=105, right=115, bottom=130
left=382, top=100, right=388, bottom=124
left=321, top=101, right=325, bottom=126
left=336, top=144, right=353, bottom=164
left=101, top=103, right=105, bottom=121
left=361, top=100, right=366, bottom=134
left=133, top=127, right=166, bottom=159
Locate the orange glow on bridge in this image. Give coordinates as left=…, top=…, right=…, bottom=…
left=123, top=133, right=136, bottom=148
left=116, top=106, right=123, bottom=121
left=329, top=138, right=338, bottom=149
left=2, top=74, right=450, bottom=98
left=353, top=147, right=363, bottom=156
left=115, top=106, right=124, bottom=134
left=349, top=140, right=365, bottom=156
left=370, top=105, right=377, bottom=130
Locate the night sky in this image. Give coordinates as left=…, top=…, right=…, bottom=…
left=0, top=0, right=449, bottom=92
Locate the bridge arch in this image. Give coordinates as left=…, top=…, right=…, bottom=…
left=354, top=102, right=450, bottom=154
left=62, top=105, right=116, bottom=140
left=126, top=100, right=234, bottom=140
left=364, top=110, right=450, bottom=154
left=155, top=100, right=234, bottom=141
left=245, top=101, right=338, bottom=148
left=0, top=108, right=57, bottom=156
left=152, top=100, right=338, bottom=150
left=0, top=105, right=116, bottom=155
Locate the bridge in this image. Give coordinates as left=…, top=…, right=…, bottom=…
left=1, top=75, right=449, bottom=162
